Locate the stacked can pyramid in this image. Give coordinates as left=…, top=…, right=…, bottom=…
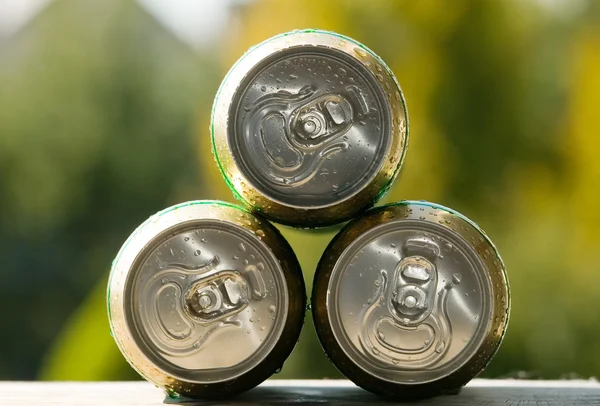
left=107, top=29, right=510, bottom=400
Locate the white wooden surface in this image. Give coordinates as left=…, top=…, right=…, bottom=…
left=1, top=379, right=600, bottom=405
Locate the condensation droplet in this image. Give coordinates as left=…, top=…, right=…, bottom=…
left=354, top=47, right=367, bottom=58
left=435, top=341, right=446, bottom=354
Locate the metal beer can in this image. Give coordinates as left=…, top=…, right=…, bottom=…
left=211, top=29, right=409, bottom=227
left=107, top=200, right=305, bottom=398
left=312, top=201, right=510, bottom=398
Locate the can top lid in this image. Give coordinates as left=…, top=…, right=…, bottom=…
left=228, top=45, right=391, bottom=208
left=324, top=203, right=505, bottom=384
left=109, top=202, right=290, bottom=385
left=212, top=30, right=409, bottom=226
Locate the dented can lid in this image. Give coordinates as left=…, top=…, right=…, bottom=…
left=312, top=201, right=510, bottom=398
left=211, top=29, right=409, bottom=227
left=108, top=200, right=305, bottom=398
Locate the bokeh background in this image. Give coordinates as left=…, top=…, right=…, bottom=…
left=1, top=0, right=599, bottom=381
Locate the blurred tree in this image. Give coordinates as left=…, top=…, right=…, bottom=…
left=0, top=0, right=597, bottom=383
left=204, top=0, right=597, bottom=380
left=495, top=18, right=600, bottom=378
left=0, top=0, right=219, bottom=379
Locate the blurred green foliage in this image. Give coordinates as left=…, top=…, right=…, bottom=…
left=0, top=0, right=599, bottom=381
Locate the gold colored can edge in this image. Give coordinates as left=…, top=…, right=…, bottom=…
left=211, top=29, right=409, bottom=228
left=312, top=200, right=510, bottom=398
left=107, top=200, right=306, bottom=398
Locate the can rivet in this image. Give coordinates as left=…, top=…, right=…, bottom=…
left=198, top=294, right=212, bottom=310
left=404, top=295, right=417, bottom=308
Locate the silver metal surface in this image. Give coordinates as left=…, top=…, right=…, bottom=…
left=129, top=222, right=287, bottom=383
left=212, top=29, right=408, bottom=227
left=230, top=49, right=388, bottom=207
left=108, top=201, right=305, bottom=398
left=328, top=221, right=491, bottom=384
left=312, top=201, right=510, bottom=397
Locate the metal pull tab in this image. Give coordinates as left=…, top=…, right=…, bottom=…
left=185, top=271, right=250, bottom=323
left=391, top=255, right=437, bottom=325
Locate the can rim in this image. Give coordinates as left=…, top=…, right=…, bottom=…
left=210, top=29, right=409, bottom=227
left=107, top=200, right=306, bottom=398
left=312, top=200, right=510, bottom=398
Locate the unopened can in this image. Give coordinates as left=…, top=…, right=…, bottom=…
left=211, top=29, right=409, bottom=227
left=312, top=201, right=510, bottom=398
left=107, top=200, right=305, bottom=399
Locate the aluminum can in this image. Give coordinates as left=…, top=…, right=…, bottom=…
left=211, top=29, right=409, bottom=227
left=107, top=200, right=305, bottom=399
left=312, top=201, right=510, bottom=398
